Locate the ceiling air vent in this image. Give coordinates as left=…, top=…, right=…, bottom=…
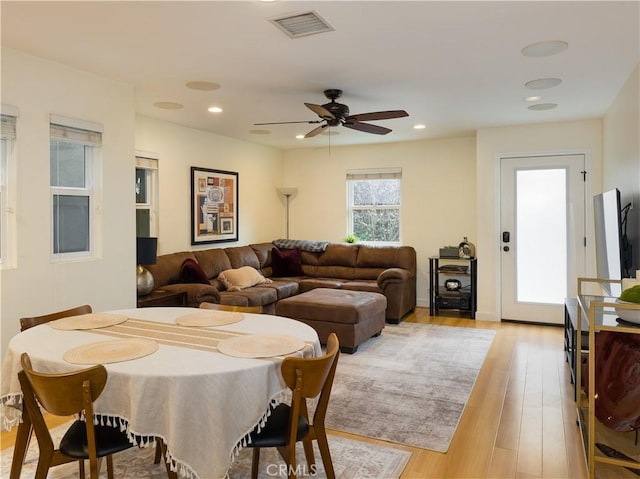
left=270, top=11, right=334, bottom=39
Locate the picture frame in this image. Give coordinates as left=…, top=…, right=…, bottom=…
left=191, top=167, right=238, bottom=244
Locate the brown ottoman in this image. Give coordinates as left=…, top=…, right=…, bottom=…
left=275, top=288, right=386, bottom=353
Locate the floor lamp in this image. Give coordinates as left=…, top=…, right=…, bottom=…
left=276, top=187, right=298, bottom=239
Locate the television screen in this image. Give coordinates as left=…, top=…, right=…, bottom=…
left=593, top=188, right=623, bottom=296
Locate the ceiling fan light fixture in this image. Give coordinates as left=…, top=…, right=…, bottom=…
left=270, top=11, right=334, bottom=38
left=525, top=96, right=542, bottom=102
left=413, top=124, right=426, bottom=129
left=207, top=106, right=223, bottom=113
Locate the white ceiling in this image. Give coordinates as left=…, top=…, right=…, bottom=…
left=2, top=1, right=639, bottom=150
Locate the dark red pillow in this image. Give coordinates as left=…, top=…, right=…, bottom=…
left=180, top=258, right=210, bottom=284
left=271, top=247, right=304, bottom=277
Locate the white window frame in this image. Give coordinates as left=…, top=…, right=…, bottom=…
left=0, top=105, right=18, bottom=269
left=50, top=115, right=102, bottom=262
left=135, top=152, right=159, bottom=237
left=346, top=168, right=402, bottom=245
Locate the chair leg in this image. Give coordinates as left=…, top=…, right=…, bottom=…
left=302, top=437, right=315, bottom=470
left=158, top=439, right=178, bottom=479
left=106, top=455, right=114, bottom=479
left=315, top=428, right=335, bottom=479
left=154, top=439, right=163, bottom=464
left=251, top=448, right=261, bottom=479
left=79, top=459, right=86, bottom=479
left=9, top=419, right=32, bottom=479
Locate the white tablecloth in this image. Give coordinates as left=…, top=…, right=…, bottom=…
left=1, top=307, right=321, bottom=479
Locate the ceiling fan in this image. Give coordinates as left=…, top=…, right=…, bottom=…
left=255, top=89, right=409, bottom=138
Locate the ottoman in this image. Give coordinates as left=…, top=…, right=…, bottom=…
left=275, top=288, right=386, bottom=353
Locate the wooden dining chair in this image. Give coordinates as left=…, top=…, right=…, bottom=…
left=18, top=353, right=134, bottom=479
left=19, top=304, right=92, bottom=332
left=199, top=302, right=263, bottom=314
left=247, top=333, right=340, bottom=479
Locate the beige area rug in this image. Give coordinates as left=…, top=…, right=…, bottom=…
left=1, top=423, right=411, bottom=479
left=325, top=322, right=496, bottom=453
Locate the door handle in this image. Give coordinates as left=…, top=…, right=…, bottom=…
left=502, top=231, right=510, bottom=243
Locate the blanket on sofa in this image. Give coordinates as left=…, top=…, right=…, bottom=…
left=272, top=239, right=330, bottom=252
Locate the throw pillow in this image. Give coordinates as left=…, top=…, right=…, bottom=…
left=180, top=258, right=210, bottom=285
left=218, top=266, right=273, bottom=292
left=271, top=247, right=304, bottom=277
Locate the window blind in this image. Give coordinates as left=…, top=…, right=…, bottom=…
left=0, top=115, right=16, bottom=140
left=136, top=156, right=159, bottom=170
left=346, top=168, right=402, bottom=180
left=50, top=114, right=103, bottom=146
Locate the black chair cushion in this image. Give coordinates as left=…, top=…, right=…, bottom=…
left=248, top=404, right=309, bottom=448
left=59, top=420, right=133, bottom=459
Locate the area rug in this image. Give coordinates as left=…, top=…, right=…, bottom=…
left=0, top=423, right=411, bottom=479
left=325, top=322, right=496, bottom=453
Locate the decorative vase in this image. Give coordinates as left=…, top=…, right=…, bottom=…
left=136, top=264, right=155, bottom=296
left=458, top=237, right=476, bottom=259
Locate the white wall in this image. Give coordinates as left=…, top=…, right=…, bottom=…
left=135, top=116, right=284, bottom=254
left=0, top=48, right=136, bottom=355
left=282, top=136, right=477, bottom=308
left=603, top=63, right=640, bottom=274
left=476, top=120, right=603, bottom=321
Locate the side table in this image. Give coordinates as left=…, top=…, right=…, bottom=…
left=563, top=298, right=589, bottom=401
left=137, top=290, right=187, bottom=308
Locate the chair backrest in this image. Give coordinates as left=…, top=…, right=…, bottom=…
left=19, top=304, right=93, bottom=332
left=20, top=353, right=107, bottom=417
left=281, top=333, right=340, bottom=426
left=199, top=302, right=263, bottom=314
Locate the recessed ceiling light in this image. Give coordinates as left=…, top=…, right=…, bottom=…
left=249, top=129, right=270, bottom=135
left=525, top=78, right=562, bottom=90
left=154, top=101, right=183, bottom=110
left=525, top=96, right=542, bottom=102
left=413, top=124, right=426, bottom=130
left=207, top=106, right=223, bottom=113
left=528, top=103, right=558, bottom=111
left=186, top=81, right=220, bottom=91
left=295, top=134, right=305, bottom=139
left=521, top=40, right=568, bottom=57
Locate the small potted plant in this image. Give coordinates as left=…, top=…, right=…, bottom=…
left=344, top=234, right=358, bottom=244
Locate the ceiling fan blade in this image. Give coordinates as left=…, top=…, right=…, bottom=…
left=305, top=103, right=335, bottom=120
left=305, top=124, right=329, bottom=138
left=343, top=121, right=392, bottom=135
left=254, top=120, right=323, bottom=126
left=347, top=110, right=409, bottom=122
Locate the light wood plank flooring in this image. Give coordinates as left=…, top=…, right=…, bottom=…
left=1, top=307, right=588, bottom=478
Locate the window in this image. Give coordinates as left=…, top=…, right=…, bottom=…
left=0, top=110, right=17, bottom=267
left=347, top=168, right=402, bottom=243
left=135, top=154, right=158, bottom=237
left=50, top=116, right=102, bottom=260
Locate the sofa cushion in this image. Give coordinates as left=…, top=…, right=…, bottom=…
left=180, top=258, right=210, bottom=284
left=218, top=266, right=273, bottom=292
left=271, top=247, right=304, bottom=277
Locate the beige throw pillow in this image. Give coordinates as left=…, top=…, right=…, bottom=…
left=218, top=266, right=273, bottom=292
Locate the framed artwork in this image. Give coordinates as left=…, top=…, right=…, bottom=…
left=191, top=167, right=238, bottom=244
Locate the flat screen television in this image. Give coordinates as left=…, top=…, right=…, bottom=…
left=593, top=188, right=625, bottom=296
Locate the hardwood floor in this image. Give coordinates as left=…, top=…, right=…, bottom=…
left=332, top=308, right=588, bottom=479
left=1, top=307, right=588, bottom=479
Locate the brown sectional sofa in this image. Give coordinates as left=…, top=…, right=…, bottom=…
left=145, top=241, right=416, bottom=323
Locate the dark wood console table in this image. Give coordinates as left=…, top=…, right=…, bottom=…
left=137, top=290, right=187, bottom=308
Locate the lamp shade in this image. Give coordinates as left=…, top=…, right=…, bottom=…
left=136, top=237, right=157, bottom=265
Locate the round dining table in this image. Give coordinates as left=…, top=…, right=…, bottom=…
left=1, top=307, right=322, bottom=479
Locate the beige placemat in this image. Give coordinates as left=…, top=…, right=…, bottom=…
left=63, top=338, right=159, bottom=364
left=49, top=313, right=128, bottom=330
left=176, top=310, right=244, bottom=327
left=217, top=334, right=305, bottom=358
